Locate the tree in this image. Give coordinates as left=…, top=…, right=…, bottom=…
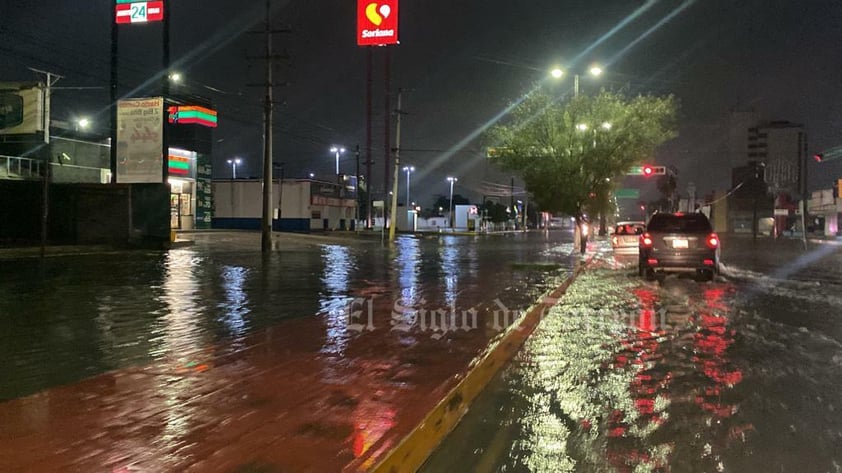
left=481, top=200, right=510, bottom=223
left=487, top=90, right=678, bottom=220
left=655, top=169, right=678, bottom=212
left=432, top=194, right=470, bottom=214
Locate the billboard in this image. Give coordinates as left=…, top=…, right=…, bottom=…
left=116, top=97, right=164, bottom=183
left=357, top=0, right=399, bottom=46
left=0, top=83, right=44, bottom=135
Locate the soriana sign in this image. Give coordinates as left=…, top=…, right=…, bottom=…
left=357, top=0, right=399, bottom=46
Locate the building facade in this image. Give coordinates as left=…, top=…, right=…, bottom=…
left=747, top=121, right=806, bottom=195
left=212, top=178, right=357, bottom=232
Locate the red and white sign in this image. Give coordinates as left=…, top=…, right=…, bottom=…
left=115, top=1, right=165, bottom=24
left=357, top=0, right=399, bottom=46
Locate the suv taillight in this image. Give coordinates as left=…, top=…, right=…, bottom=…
left=640, top=233, right=654, bottom=248
left=706, top=233, right=720, bottom=249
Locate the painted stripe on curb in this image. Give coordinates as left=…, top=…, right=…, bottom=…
left=364, top=258, right=591, bottom=473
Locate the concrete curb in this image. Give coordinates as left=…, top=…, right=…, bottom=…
left=365, top=257, right=591, bottom=473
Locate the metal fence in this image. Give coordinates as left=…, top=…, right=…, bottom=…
left=0, top=155, right=43, bottom=180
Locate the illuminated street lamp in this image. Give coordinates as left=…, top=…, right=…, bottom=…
left=309, top=172, right=315, bottom=179
left=447, top=176, right=458, bottom=229
left=550, top=64, right=604, bottom=96
left=403, top=165, right=415, bottom=209
left=226, top=157, right=242, bottom=179
left=331, top=146, right=346, bottom=176
left=76, top=117, right=91, bottom=130
left=169, top=72, right=182, bottom=83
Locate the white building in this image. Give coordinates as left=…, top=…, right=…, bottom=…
left=213, top=178, right=356, bottom=232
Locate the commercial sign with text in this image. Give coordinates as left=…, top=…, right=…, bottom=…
left=116, top=97, right=164, bottom=183
left=357, top=0, right=399, bottom=46
left=115, top=1, right=165, bottom=24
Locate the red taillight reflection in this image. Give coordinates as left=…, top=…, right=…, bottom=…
left=704, top=259, right=715, bottom=266
left=641, top=233, right=654, bottom=248
left=647, top=258, right=658, bottom=265
left=706, top=233, right=720, bottom=249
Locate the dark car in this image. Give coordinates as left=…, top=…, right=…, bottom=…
left=638, top=212, right=720, bottom=281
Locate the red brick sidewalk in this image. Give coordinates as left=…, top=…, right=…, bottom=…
left=0, top=295, right=518, bottom=472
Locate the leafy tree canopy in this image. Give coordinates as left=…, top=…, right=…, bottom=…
left=487, top=90, right=678, bottom=217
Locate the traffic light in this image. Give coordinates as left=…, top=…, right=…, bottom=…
left=814, top=153, right=824, bottom=162
left=642, top=165, right=666, bottom=176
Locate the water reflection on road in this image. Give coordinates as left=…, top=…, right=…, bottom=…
left=423, top=245, right=842, bottom=473
left=0, top=231, right=573, bottom=401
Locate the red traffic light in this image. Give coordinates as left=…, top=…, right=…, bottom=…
left=641, top=165, right=666, bottom=176
left=814, top=153, right=824, bottom=162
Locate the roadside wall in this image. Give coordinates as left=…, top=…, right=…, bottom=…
left=0, top=181, right=169, bottom=247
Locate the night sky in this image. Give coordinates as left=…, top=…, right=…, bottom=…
left=2, top=0, right=840, bottom=209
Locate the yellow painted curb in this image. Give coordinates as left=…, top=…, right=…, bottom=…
left=366, top=259, right=590, bottom=473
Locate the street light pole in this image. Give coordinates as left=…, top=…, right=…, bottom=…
left=331, top=146, right=346, bottom=178
left=448, top=176, right=458, bottom=230
left=388, top=90, right=403, bottom=242
left=403, top=165, right=414, bottom=209
left=550, top=65, right=603, bottom=98
left=227, top=158, right=241, bottom=179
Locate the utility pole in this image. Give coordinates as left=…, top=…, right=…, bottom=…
left=383, top=50, right=392, bottom=230
left=799, top=133, right=809, bottom=250
left=388, top=90, right=403, bottom=242
left=365, top=49, right=373, bottom=229
left=161, top=0, right=171, bottom=185
left=28, top=68, right=62, bottom=259
left=261, top=0, right=274, bottom=252
left=355, top=145, right=361, bottom=232
left=247, top=1, right=290, bottom=251
left=110, top=20, right=119, bottom=182
left=28, top=68, right=62, bottom=145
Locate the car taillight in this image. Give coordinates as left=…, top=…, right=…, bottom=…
left=640, top=233, right=653, bottom=248
left=706, top=233, right=720, bottom=249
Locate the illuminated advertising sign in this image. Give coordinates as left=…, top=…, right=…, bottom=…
left=168, top=148, right=196, bottom=178
left=115, top=1, right=165, bottom=24
left=357, top=0, right=399, bottom=46
left=116, top=97, right=164, bottom=183
left=167, top=106, right=218, bottom=128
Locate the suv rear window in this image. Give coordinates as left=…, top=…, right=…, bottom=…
left=647, top=214, right=712, bottom=233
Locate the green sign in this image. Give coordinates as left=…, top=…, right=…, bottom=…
left=615, top=188, right=640, bottom=199
left=195, top=156, right=213, bottom=229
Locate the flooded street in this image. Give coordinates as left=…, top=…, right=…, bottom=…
left=422, top=238, right=842, bottom=473
left=0, top=231, right=576, bottom=472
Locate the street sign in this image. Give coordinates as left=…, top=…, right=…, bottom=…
left=614, top=188, right=640, bottom=199
left=357, top=0, right=399, bottom=46
left=115, top=1, right=164, bottom=24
